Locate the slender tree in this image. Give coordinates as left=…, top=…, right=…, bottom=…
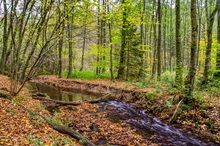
left=58, top=0, right=64, bottom=78
left=96, top=0, right=101, bottom=74
left=202, top=1, right=218, bottom=84
left=107, top=0, right=114, bottom=80
left=67, top=14, right=73, bottom=78
left=117, top=0, right=127, bottom=79
left=138, top=0, right=146, bottom=76
left=157, top=0, right=162, bottom=80
left=0, top=0, right=9, bottom=74
left=169, top=0, right=173, bottom=72
left=80, top=3, right=89, bottom=71
left=175, top=0, right=183, bottom=85
left=163, top=0, right=168, bottom=71
left=185, top=0, right=198, bottom=100
left=215, top=0, right=220, bottom=77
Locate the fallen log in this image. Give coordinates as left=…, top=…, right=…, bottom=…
left=0, top=93, right=96, bottom=146
left=0, top=92, right=12, bottom=100
left=32, top=93, right=112, bottom=105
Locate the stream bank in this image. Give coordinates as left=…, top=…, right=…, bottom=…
left=28, top=75, right=220, bottom=145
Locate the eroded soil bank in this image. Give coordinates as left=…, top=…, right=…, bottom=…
left=30, top=75, right=220, bottom=145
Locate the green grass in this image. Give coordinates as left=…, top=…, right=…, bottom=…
left=62, top=70, right=112, bottom=80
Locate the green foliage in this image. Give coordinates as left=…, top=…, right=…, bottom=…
left=165, top=100, right=173, bottom=108
left=79, top=140, right=86, bottom=144
left=205, top=120, right=215, bottom=133
left=27, top=134, right=44, bottom=146
left=39, top=70, right=50, bottom=75
left=49, top=117, right=62, bottom=125
left=28, top=113, right=43, bottom=127
left=62, top=70, right=112, bottom=80
left=181, top=103, right=191, bottom=111
left=161, top=71, right=176, bottom=86
left=199, top=77, right=220, bottom=95
left=51, top=136, right=74, bottom=146
left=145, top=92, right=157, bottom=101
left=37, top=92, right=47, bottom=97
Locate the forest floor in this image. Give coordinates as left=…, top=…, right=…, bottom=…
left=0, top=74, right=220, bottom=145
left=0, top=75, right=81, bottom=146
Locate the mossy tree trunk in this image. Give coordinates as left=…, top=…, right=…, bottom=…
left=202, top=1, right=218, bottom=84
left=0, top=0, right=9, bottom=75
left=175, top=0, right=183, bottom=85
left=215, top=0, right=220, bottom=77
left=185, top=0, right=198, bottom=100
left=67, top=8, right=74, bottom=78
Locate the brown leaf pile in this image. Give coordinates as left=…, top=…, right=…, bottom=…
left=56, top=103, right=158, bottom=146
left=0, top=75, right=81, bottom=146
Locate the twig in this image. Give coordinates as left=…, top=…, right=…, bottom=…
left=169, top=99, right=183, bottom=123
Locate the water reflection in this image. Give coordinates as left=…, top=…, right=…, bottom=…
left=25, top=82, right=97, bottom=102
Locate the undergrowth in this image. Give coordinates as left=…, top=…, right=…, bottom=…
left=62, top=70, right=112, bottom=79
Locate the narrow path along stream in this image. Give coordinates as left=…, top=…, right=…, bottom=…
left=25, top=82, right=218, bottom=146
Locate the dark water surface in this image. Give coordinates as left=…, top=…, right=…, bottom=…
left=26, top=82, right=97, bottom=102
left=26, top=82, right=219, bottom=146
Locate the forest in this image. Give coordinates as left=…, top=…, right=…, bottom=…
left=0, top=0, right=220, bottom=145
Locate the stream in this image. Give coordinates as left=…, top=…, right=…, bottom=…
left=26, top=82, right=218, bottom=146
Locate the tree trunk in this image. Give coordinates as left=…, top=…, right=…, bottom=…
left=96, top=0, right=101, bottom=75
left=107, top=0, right=114, bottom=81
left=80, top=24, right=87, bottom=71
left=117, top=0, right=127, bottom=79
left=138, top=0, right=146, bottom=77
left=67, top=15, right=73, bottom=78
left=202, top=3, right=218, bottom=84
left=175, top=0, right=183, bottom=85
left=0, top=0, right=9, bottom=74
left=169, top=0, right=173, bottom=72
left=152, top=11, right=157, bottom=77
left=185, top=0, right=198, bottom=100
left=157, top=0, right=162, bottom=80
left=58, top=1, right=64, bottom=78
left=163, top=0, right=168, bottom=72
left=215, top=0, right=220, bottom=77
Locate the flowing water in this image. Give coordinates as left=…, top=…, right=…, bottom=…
left=26, top=82, right=219, bottom=146
left=100, top=101, right=217, bottom=146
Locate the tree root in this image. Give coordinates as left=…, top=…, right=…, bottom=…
left=0, top=93, right=96, bottom=146
left=32, top=93, right=112, bottom=105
